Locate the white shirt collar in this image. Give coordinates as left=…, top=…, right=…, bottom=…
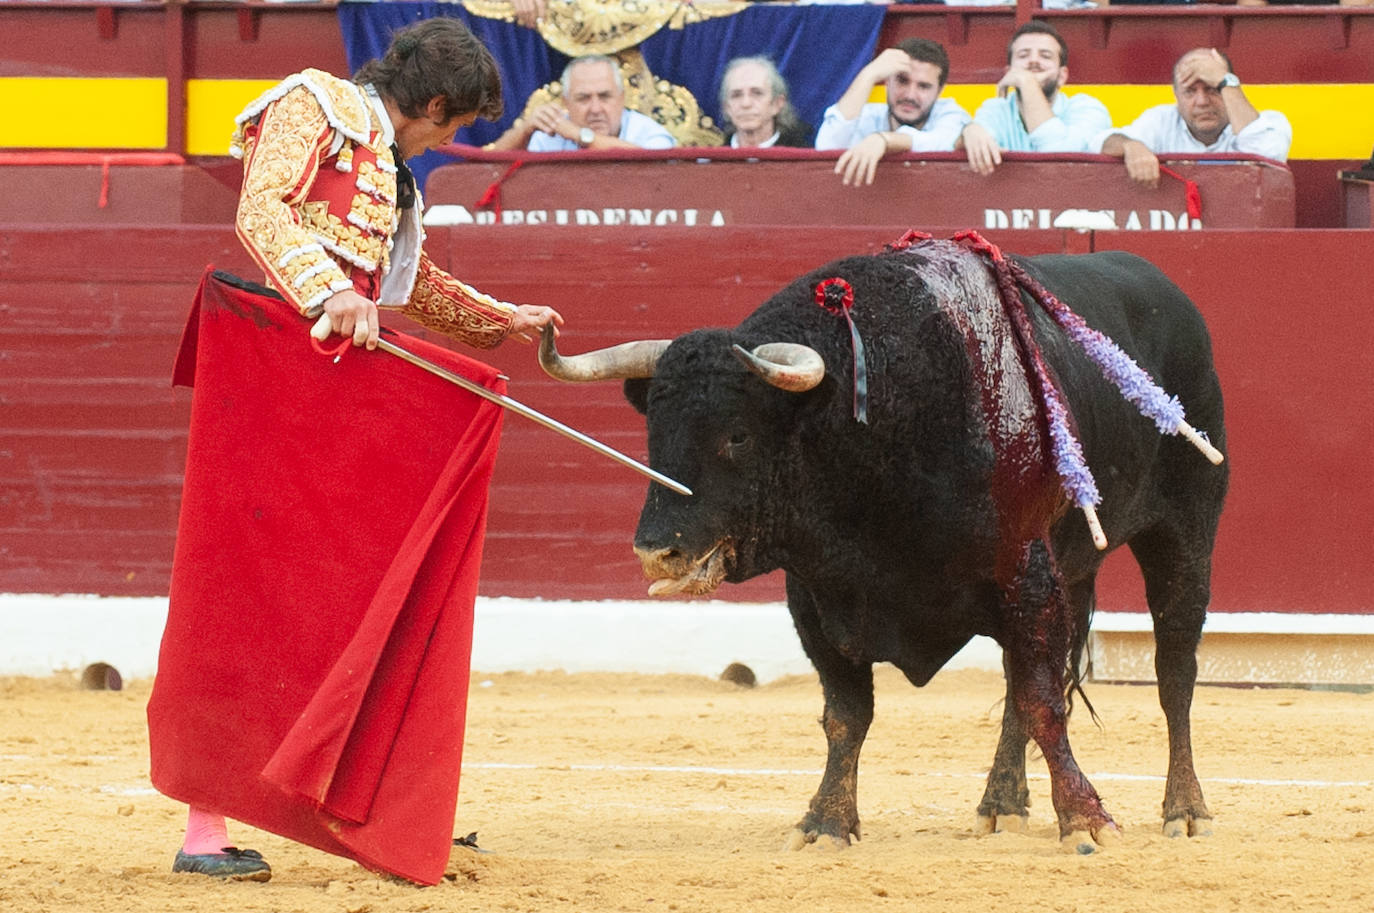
left=730, top=130, right=781, bottom=149
left=362, top=83, right=395, bottom=146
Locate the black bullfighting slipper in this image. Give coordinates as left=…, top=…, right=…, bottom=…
left=172, top=846, right=272, bottom=881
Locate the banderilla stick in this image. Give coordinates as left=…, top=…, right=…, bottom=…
left=310, top=315, right=691, bottom=496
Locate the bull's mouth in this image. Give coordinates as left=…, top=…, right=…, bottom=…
left=643, top=540, right=734, bottom=597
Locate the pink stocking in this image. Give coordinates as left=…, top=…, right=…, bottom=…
left=182, top=806, right=230, bottom=855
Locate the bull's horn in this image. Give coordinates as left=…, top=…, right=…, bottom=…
left=538, top=324, right=671, bottom=382
left=731, top=343, right=825, bottom=392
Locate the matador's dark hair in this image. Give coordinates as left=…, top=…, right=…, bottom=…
left=354, top=18, right=504, bottom=123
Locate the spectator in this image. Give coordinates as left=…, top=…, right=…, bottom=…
left=815, top=37, right=971, bottom=186
left=486, top=54, right=676, bottom=151
left=958, top=21, right=1110, bottom=176
left=718, top=56, right=814, bottom=148
left=1095, top=48, right=1294, bottom=188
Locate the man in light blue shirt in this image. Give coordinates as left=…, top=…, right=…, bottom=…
left=487, top=55, right=676, bottom=152
left=815, top=38, right=970, bottom=186
left=958, top=22, right=1109, bottom=176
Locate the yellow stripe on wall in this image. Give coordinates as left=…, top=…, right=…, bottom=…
left=186, top=79, right=281, bottom=156
left=1242, top=85, right=1374, bottom=160
left=4, top=77, right=1370, bottom=159
left=0, top=78, right=167, bottom=149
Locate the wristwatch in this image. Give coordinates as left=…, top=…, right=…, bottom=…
left=1215, top=73, right=1241, bottom=91
left=578, top=126, right=595, bottom=147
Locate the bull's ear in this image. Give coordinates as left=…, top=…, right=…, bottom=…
left=623, top=378, right=650, bottom=415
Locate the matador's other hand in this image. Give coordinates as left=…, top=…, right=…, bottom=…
left=316, top=289, right=380, bottom=350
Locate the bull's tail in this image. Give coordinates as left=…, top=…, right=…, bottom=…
left=1066, top=605, right=1101, bottom=727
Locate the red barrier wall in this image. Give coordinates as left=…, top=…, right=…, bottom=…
left=423, top=154, right=1295, bottom=230
left=2, top=223, right=1370, bottom=614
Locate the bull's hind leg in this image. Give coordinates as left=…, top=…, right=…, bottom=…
left=1130, top=527, right=1215, bottom=837
left=785, top=583, right=873, bottom=850
left=1003, top=540, right=1118, bottom=849
left=977, top=573, right=1096, bottom=835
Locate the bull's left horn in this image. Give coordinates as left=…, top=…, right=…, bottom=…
left=538, top=324, right=671, bottom=382
left=732, top=343, right=825, bottom=392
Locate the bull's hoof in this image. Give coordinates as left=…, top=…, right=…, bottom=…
left=1060, top=823, right=1121, bottom=854
left=784, top=827, right=853, bottom=852
left=1062, top=830, right=1099, bottom=855
left=1163, top=816, right=1213, bottom=838
left=784, top=828, right=846, bottom=852
left=974, top=812, right=1030, bottom=835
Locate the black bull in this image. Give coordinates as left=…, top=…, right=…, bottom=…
left=539, top=240, right=1228, bottom=850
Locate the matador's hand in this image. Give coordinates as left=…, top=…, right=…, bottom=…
left=507, top=305, right=564, bottom=345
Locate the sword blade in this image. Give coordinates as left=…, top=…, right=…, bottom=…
left=375, top=337, right=692, bottom=496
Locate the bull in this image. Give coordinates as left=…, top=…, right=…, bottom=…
left=539, top=238, right=1227, bottom=851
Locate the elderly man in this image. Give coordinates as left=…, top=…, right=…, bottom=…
left=488, top=54, right=675, bottom=151
left=815, top=37, right=970, bottom=186
left=718, top=56, right=813, bottom=148
left=1095, top=48, right=1293, bottom=187
left=958, top=21, right=1110, bottom=176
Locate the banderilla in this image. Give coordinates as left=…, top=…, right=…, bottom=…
left=309, top=315, right=691, bottom=496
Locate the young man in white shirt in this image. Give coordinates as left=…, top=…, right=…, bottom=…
left=815, top=37, right=971, bottom=187
left=1095, top=48, right=1293, bottom=188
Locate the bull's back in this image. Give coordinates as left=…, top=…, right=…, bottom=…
left=1015, top=251, right=1228, bottom=567
left=1017, top=250, right=1223, bottom=429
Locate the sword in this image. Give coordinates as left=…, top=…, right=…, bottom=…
left=310, top=316, right=691, bottom=496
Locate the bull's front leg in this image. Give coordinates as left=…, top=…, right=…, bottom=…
left=785, top=584, right=873, bottom=849
left=978, top=573, right=1095, bottom=834
left=1003, top=540, right=1119, bottom=850
left=975, top=652, right=1031, bottom=833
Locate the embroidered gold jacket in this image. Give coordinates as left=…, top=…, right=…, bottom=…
left=231, top=69, right=515, bottom=348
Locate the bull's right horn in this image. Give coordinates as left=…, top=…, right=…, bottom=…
left=538, top=324, right=672, bottom=382
left=732, top=343, right=825, bottom=392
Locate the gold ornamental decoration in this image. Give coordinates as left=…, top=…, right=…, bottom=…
left=462, top=0, right=745, bottom=145
left=462, top=0, right=746, bottom=56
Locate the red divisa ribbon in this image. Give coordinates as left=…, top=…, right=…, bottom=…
left=815, top=277, right=868, bottom=424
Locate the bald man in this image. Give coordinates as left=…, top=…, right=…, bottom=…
left=1095, top=48, right=1292, bottom=187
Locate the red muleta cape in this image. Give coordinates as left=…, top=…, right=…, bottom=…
left=147, top=269, right=504, bottom=884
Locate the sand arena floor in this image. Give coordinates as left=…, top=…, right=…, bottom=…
left=1, top=665, right=1371, bottom=913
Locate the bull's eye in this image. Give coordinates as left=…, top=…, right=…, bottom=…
left=719, top=431, right=752, bottom=460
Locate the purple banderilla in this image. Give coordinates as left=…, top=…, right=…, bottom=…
left=947, top=231, right=1224, bottom=549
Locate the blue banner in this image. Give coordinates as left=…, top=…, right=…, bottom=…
left=338, top=1, right=884, bottom=187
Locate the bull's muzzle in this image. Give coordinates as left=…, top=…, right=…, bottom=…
left=634, top=541, right=733, bottom=597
